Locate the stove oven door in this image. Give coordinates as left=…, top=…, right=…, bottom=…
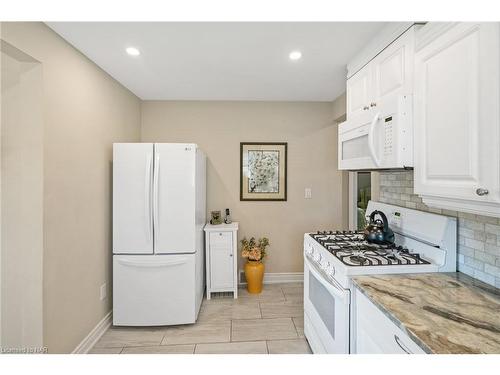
left=304, top=256, right=350, bottom=354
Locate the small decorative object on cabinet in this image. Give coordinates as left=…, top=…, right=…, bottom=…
left=241, top=236, right=270, bottom=294
left=204, top=222, right=239, bottom=299
left=224, top=208, right=232, bottom=224
left=209, top=210, right=222, bottom=225
left=240, top=142, right=287, bottom=201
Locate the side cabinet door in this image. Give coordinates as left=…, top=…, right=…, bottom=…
left=209, top=232, right=234, bottom=289
left=414, top=23, right=500, bottom=203
left=113, top=143, right=154, bottom=254
left=372, top=27, right=414, bottom=109
left=346, top=64, right=372, bottom=120
left=154, top=143, right=196, bottom=254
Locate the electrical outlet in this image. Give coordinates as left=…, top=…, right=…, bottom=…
left=100, top=283, right=107, bottom=301
left=305, top=188, right=312, bottom=199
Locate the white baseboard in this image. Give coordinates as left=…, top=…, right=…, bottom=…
left=72, top=311, right=112, bottom=354
left=239, top=271, right=303, bottom=285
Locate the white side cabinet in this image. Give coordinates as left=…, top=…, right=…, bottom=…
left=353, top=288, right=426, bottom=354
left=204, top=222, right=239, bottom=299
left=414, top=22, right=500, bottom=217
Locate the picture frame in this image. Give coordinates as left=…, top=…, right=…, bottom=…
left=240, top=142, right=287, bottom=201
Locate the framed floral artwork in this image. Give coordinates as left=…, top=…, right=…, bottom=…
left=240, top=142, right=287, bottom=201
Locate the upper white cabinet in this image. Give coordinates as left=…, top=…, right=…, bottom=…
left=346, top=64, right=372, bottom=119
left=346, top=25, right=417, bottom=120
left=372, top=29, right=415, bottom=109
left=414, top=22, right=500, bottom=217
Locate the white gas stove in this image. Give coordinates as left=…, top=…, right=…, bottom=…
left=303, top=201, right=457, bottom=354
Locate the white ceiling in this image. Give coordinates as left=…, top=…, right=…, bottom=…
left=47, top=22, right=386, bottom=101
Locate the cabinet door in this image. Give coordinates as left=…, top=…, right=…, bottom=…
left=346, top=64, right=372, bottom=120
left=113, top=143, right=154, bottom=254
left=354, top=289, right=426, bottom=354
left=372, top=27, right=414, bottom=109
left=209, top=232, right=234, bottom=289
left=414, top=23, right=500, bottom=204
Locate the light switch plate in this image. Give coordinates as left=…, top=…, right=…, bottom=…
left=305, top=188, right=312, bottom=199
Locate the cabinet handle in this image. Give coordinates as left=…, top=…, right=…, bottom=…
left=394, top=335, right=412, bottom=354
left=229, top=254, right=233, bottom=257
left=476, top=188, right=489, bottom=196
left=370, top=102, right=377, bottom=107
left=219, top=232, right=223, bottom=236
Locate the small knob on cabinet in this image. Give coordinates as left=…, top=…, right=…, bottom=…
left=476, top=188, right=489, bottom=196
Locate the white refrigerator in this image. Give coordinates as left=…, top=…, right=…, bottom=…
left=112, top=143, right=206, bottom=326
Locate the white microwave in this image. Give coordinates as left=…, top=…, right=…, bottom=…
left=338, top=95, right=413, bottom=170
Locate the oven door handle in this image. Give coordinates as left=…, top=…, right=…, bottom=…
left=305, top=257, right=349, bottom=302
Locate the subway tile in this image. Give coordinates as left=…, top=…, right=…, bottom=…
left=458, top=211, right=478, bottom=220
left=484, top=264, right=500, bottom=278
left=485, top=223, right=500, bottom=236
left=457, top=263, right=475, bottom=277
left=485, top=243, right=500, bottom=256
left=474, top=250, right=496, bottom=265
left=405, top=201, right=417, bottom=209
left=475, top=215, right=499, bottom=225
left=474, top=231, right=486, bottom=242
left=458, top=227, right=474, bottom=239
left=486, top=233, right=497, bottom=244
left=462, top=219, right=485, bottom=231
left=458, top=245, right=475, bottom=257
left=441, top=209, right=457, bottom=217
left=464, top=238, right=485, bottom=251
left=464, top=256, right=484, bottom=271
left=473, top=270, right=496, bottom=285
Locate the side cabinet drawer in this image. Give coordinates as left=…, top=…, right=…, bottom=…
left=355, top=289, right=426, bottom=354
left=209, top=231, right=232, bottom=248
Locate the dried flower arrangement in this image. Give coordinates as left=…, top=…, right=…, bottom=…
left=241, top=237, right=270, bottom=262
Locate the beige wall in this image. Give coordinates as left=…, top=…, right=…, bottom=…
left=1, top=43, right=43, bottom=348
left=142, top=101, right=347, bottom=275
left=1, top=22, right=141, bottom=353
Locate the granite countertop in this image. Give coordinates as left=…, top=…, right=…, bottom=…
left=352, top=273, right=500, bottom=354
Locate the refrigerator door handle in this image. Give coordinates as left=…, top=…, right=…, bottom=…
left=145, top=153, right=153, bottom=242
left=153, top=153, right=160, bottom=249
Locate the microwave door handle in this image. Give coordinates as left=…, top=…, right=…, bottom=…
left=368, top=111, right=381, bottom=167
left=305, top=257, right=349, bottom=302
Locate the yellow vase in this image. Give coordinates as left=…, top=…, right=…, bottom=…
left=244, top=261, right=265, bottom=294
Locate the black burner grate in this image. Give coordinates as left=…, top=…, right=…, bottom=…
left=309, top=231, right=430, bottom=267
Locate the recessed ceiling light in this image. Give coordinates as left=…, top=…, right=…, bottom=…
left=126, top=47, right=140, bottom=56
left=289, top=51, right=302, bottom=61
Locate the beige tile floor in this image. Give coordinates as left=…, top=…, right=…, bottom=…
left=90, top=282, right=311, bottom=354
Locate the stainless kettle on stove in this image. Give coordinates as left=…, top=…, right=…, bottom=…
left=363, top=210, right=395, bottom=244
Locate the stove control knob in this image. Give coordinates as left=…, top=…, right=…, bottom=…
left=326, top=264, right=335, bottom=277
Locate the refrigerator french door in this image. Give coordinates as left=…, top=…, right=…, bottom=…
left=112, top=143, right=206, bottom=326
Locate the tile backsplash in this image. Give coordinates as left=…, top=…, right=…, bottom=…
left=378, top=170, right=500, bottom=288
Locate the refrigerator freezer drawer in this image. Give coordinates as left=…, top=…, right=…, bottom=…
left=113, top=254, right=196, bottom=326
